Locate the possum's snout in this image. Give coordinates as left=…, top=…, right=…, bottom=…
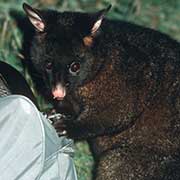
left=52, top=83, right=66, bottom=100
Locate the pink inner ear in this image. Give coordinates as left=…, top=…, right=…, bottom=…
left=29, top=17, right=45, bottom=32
left=91, top=18, right=102, bottom=35
left=26, top=8, right=45, bottom=32
left=34, top=21, right=45, bottom=32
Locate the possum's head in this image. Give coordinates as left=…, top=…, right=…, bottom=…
left=23, top=3, right=111, bottom=102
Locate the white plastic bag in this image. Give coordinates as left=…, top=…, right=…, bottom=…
left=0, top=95, right=77, bottom=180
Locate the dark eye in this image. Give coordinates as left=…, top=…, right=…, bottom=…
left=46, top=62, right=52, bottom=71
left=69, top=62, right=81, bottom=75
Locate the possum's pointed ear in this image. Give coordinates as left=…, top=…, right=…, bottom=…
left=23, top=3, right=45, bottom=32
left=91, top=5, right=111, bottom=35
left=83, top=5, right=111, bottom=47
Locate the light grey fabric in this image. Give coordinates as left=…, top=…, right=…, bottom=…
left=0, top=73, right=11, bottom=97
left=0, top=95, right=77, bottom=180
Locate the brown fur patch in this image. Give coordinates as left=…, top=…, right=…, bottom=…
left=83, top=36, right=93, bottom=47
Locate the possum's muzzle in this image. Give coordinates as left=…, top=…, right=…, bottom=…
left=52, top=83, right=66, bottom=100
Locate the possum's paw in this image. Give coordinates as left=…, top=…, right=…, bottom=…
left=54, top=114, right=75, bottom=137
left=53, top=117, right=67, bottom=136
left=45, top=109, right=68, bottom=136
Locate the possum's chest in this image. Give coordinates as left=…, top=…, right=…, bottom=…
left=77, top=64, right=119, bottom=106
left=76, top=63, right=135, bottom=113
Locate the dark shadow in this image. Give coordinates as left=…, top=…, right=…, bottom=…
left=0, top=61, right=37, bottom=106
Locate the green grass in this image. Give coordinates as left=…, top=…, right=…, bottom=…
left=0, top=0, right=179, bottom=179
left=74, top=142, right=94, bottom=180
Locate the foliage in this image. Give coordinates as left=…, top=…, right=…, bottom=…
left=0, top=0, right=179, bottom=179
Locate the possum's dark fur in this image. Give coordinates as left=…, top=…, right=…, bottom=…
left=23, top=3, right=180, bottom=180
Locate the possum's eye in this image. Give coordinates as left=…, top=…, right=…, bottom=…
left=45, top=62, right=53, bottom=71
left=69, top=62, right=81, bottom=75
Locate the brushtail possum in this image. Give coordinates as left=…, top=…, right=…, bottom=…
left=23, top=3, right=180, bottom=180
